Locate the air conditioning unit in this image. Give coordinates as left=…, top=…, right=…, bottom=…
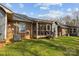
left=13, top=34, right=21, bottom=41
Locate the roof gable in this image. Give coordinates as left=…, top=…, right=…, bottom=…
left=0, top=4, right=12, bottom=13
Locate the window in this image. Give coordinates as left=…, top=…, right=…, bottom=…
left=48, top=25, right=50, bottom=30
left=19, top=22, right=26, bottom=33
left=73, top=28, right=76, bottom=33
left=39, top=24, right=46, bottom=30
left=44, top=25, right=46, bottom=30
left=70, top=28, right=76, bottom=33
left=38, top=24, right=46, bottom=35
left=47, top=24, right=51, bottom=31
left=0, top=10, right=5, bottom=25
left=70, top=28, right=73, bottom=33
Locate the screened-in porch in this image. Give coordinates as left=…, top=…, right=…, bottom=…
left=32, top=22, right=55, bottom=38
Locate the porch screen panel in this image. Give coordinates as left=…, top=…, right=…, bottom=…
left=0, top=9, right=5, bottom=40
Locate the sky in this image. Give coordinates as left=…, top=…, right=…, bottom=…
left=3, top=3, right=79, bottom=19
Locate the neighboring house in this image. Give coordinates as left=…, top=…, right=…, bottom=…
left=0, top=4, right=58, bottom=43
left=57, top=23, right=69, bottom=36
left=57, top=23, right=79, bottom=36
left=65, top=25, right=79, bottom=36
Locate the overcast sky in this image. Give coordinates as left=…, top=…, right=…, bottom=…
left=3, top=3, right=79, bottom=19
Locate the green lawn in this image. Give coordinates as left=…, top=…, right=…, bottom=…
left=0, top=36, right=79, bottom=56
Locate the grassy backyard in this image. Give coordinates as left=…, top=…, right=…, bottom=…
left=0, top=36, right=79, bottom=56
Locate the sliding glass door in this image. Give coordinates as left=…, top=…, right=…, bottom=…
left=0, top=9, right=5, bottom=40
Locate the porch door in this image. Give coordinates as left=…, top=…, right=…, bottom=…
left=0, top=9, right=5, bottom=41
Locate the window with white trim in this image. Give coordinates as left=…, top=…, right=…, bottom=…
left=70, top=28, right=76, bottom=33
left=19, top=22, right=26, bottom=33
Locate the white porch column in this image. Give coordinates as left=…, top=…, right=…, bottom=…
left=55, top=25, right=58, bottom=37
left=67, top=29, right=70, bottom=36
left=36, top=22, right=38, bottom=39
left=4, top=14, right=7, bottom=39
left=52, top=22, right=58, bottom=37
left=77, top=28, right=79, bottom=36
left=46, top=24, right=47, bottom=31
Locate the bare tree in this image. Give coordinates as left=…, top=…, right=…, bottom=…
left=62, top=11, right=79, bottom=26
left=72, top=11, right=79, bottom=26
left=63, top=15, right=72, bottom=25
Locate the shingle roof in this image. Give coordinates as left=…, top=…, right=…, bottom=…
left=30, top=17, right=54, bottom=23
left=0, top=4, right=55, bottom=23
left=13, top=13, right=54, bottom=23
left=57, top=22, right=79, bottom=28
left=13, top=13, right=33, bottom=22
left=56, top=22, right=68, bottom=28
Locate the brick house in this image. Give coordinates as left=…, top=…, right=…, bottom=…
left=57, top=23, right=79, bottom=37
left=0, top=4, right=58, bottom=43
